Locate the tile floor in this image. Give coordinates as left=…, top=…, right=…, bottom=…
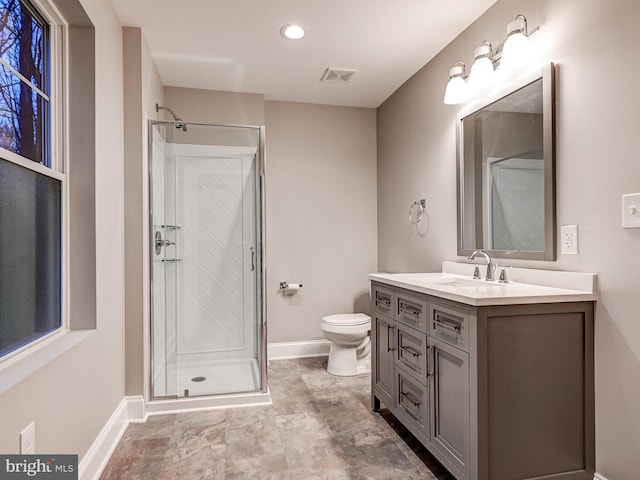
left=100, top=357, right=455, bottom=479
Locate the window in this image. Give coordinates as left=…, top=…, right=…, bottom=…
left=0, top=0, right=63, bottom=359
left=0, top=0, right=50, bottom=167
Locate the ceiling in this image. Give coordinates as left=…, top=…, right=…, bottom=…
left=110, top=0, right=498, bottom=108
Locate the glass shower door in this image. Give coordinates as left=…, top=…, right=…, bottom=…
left=150, top=122, right=265, bottom=399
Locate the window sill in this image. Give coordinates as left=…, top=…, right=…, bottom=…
left=0, top=329, right=94, bottom=395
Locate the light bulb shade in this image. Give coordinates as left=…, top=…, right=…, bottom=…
left=500, top=15, right=530, bottom=70
left=500, top=32, right=530, bottom=70
left=444, top=75, right=469, bottom=105
left=468, top=43, right=495, bottom=92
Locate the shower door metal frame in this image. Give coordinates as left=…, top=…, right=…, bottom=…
left=147, top=120, right=268, bottom=401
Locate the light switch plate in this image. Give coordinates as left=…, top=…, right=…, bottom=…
left=622, top=193, right=640, bottom=228
left=561, top=225, right=578, bottom=255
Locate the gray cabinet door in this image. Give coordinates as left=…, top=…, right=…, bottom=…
left=430, top=337, right=470, bottom=479
left=373, top=313, right=394, bottom=407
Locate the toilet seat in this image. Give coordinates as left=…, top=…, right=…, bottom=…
left=322, top=313, right=370, bottom=327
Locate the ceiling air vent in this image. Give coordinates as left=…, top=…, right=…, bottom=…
left=320, top=68, right=358, bottom=83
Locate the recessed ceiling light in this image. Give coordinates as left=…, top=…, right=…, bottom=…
left=280, top=24, right=305, bottom=40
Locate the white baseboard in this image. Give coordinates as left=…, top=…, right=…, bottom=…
left=126, top=395, right=146, bottom=423
left=268, top=340, right=330, bottom=360
left=594, top=474, right=609, bottom=480
left=78, top=396, right=137, bottom=480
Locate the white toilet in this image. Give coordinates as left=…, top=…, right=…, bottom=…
left=320, top=313, right=372, bottom=376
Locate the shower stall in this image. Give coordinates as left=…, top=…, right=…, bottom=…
left=148, top=120, right=267, bottom=404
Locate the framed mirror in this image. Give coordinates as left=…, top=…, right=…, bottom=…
left=457, top=63, right=556, bottom=261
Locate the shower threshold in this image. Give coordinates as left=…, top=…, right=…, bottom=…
left=145, top=389, right=272, bottom=416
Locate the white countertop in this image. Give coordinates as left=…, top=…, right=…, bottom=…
left=369, top=262, right=597, bottom=307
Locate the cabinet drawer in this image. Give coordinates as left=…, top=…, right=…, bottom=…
left=395, top=367, right=429, bottom=433
left=396, top=292, right=428, bottom=333
left=372, top=284, right=394, bottom=316
left=396, top=321, right=428, bottom=385
left=429, top=301, right=470, bottom=352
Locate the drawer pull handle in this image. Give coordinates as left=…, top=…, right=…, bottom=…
left=401, top=391, right=421, bottom=407
left=399, top=301, right=421, bottom=318
left=400, top=345, right=420, bottom=357
left=434, top=313, right=461, bottom=334
left=387, top=325, right=395, bottom=352
left=376, top=295, right=391, bottom=309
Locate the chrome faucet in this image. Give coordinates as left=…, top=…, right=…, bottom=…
left=467, top=250, right=496, bottom=281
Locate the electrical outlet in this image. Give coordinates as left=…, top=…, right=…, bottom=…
left=20, top=422, right=35, bottom=454
left=561, top=225, right=578, bottom=255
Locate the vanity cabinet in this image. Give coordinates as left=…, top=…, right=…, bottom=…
left=370, top=280, right=595, bottom=480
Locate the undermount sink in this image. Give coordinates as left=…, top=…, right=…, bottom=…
left=405, top=275, right=524, bottom=294
left=407, top=277, right=487, bottom=288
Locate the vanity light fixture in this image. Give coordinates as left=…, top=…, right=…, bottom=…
left=500, top=14, right=531, bottom=70
left=443, top=14, right=538, bottom=105
left=468, top=41, right=496, bottom=93
left=280, top=24, right=305, bottom=40
left=443, top=62, right=469, bottom=105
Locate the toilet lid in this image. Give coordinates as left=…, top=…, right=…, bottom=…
left=322, top=313, right=370, bottom=326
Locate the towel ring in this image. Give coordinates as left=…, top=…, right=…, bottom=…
left=409, top=199, right=426, bottom=224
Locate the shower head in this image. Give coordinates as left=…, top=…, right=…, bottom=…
left=156, top=103, right=188, bottom=132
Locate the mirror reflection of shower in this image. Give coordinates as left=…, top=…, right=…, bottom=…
left=155, top=103, right=188, bottom=132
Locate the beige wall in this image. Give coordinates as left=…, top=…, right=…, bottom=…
left=0, top=0, right=126, bottom=459
left=265, top=101, right=377, bottom=342
left=123, top=27, right=165, bottom=396
left=164, top=87, right=264, bottom=125
left=377, top=0, right=640, bottom=477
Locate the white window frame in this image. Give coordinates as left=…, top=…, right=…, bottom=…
left=0, top=0, right=90, bottom=393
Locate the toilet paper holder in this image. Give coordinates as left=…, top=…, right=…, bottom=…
left=280, top=281, right=303, bottom=294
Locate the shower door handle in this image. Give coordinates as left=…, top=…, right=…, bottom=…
left=250, top=247, right=256, bottom=271
left=155, top=231, right=175, bottom=254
